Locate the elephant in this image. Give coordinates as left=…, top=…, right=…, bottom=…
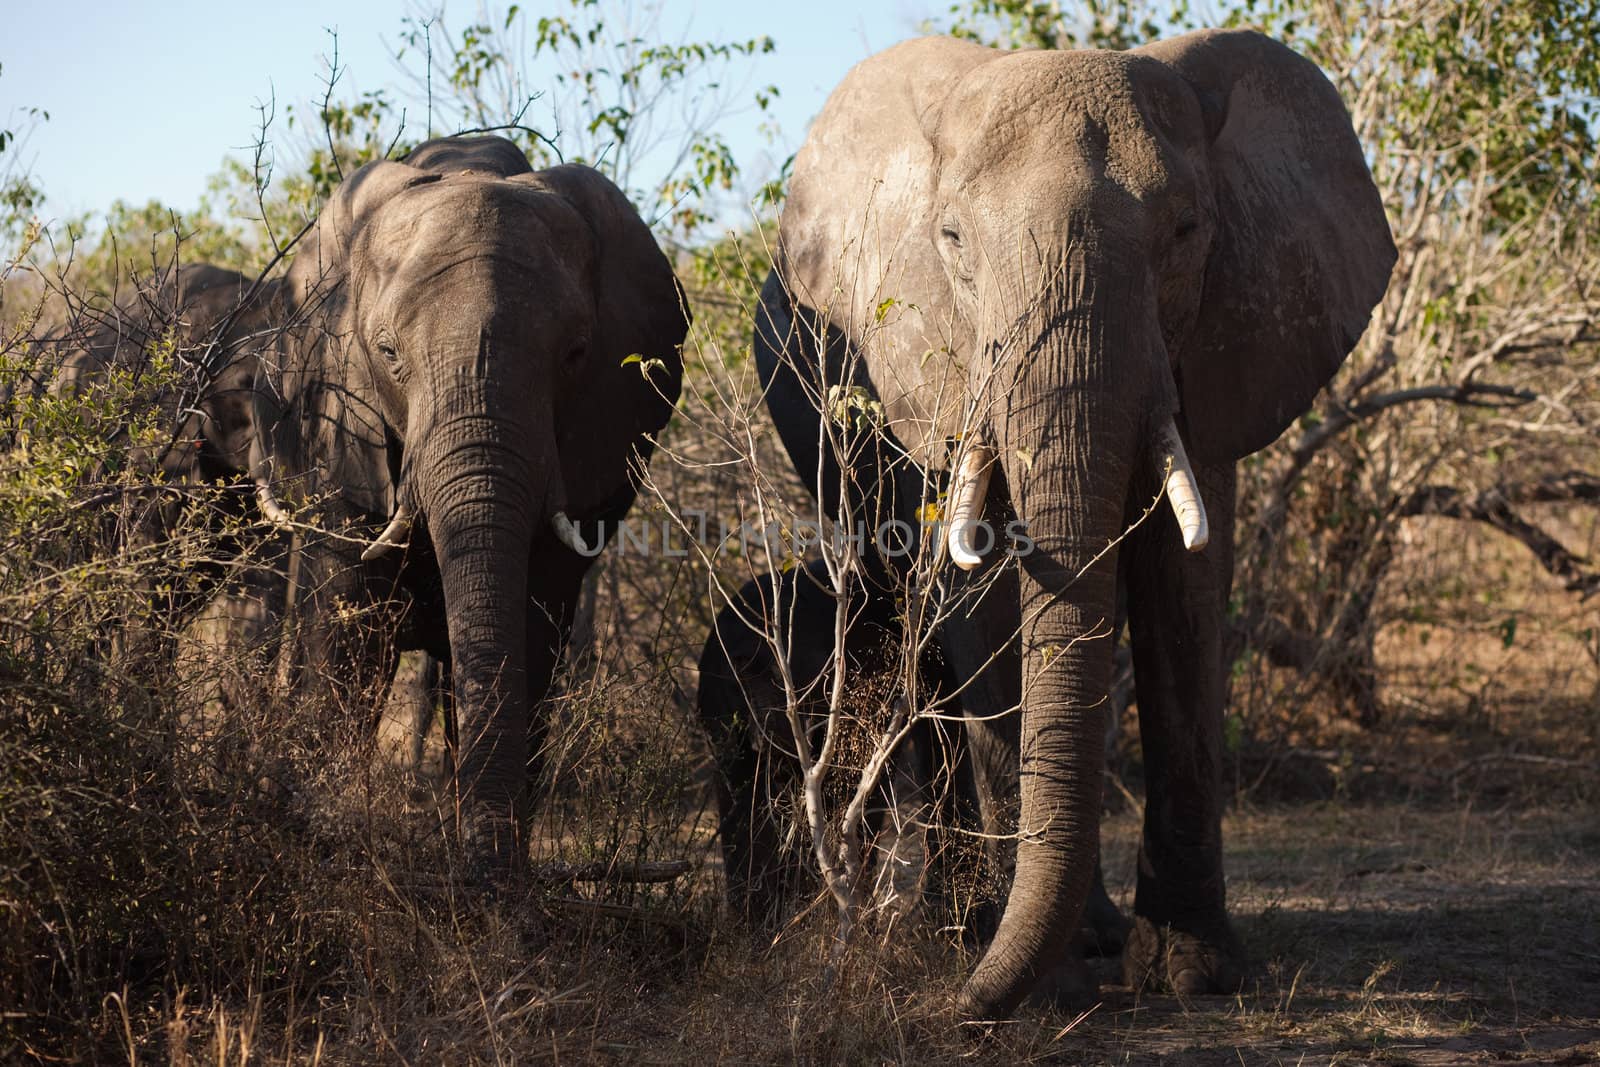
left=249, top=135, right=688, bottom=875
left=16, top=264, right=285, bottom=644
left=24, top=263, right=462, bottom=775
left=713, top=30, right=1395, bottom=1019
left=0, top=263, right=296, bottom=723
left=30, top=261, right=277, bottom=491
left=699, top=561, right=1131, bottom=954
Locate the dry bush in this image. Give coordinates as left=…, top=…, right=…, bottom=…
left=1224, top=0, right=1600, bottom=746
left=0, top=260, right=328, bottom=1058
left=0, top=227, right=779, bottom=1061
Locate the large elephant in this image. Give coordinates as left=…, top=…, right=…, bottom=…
left=250, top=136, right=687, bottom=874
left=728, top=31, right=1394, bottom=1019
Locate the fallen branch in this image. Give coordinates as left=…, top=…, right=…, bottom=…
left=1400, top=477, right=1600, bottom=597
left=550, top=896, right=687, bottom=930
left=1444, top=752, right=1599, bottom=778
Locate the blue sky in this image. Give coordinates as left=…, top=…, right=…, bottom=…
left=2, top=0, right=942, bottom=226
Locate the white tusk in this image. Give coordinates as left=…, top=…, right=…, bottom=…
left=248, top=382, right=291, bottom=528
left=946, top=444, right=995, bottom=571
left=552, top=510, right=600, bottom=556
left=255, top=480, right=291, bottom=527
left=361, top=504, right=414, bottom=561
left=1156, top=418, right=1209, bottom=552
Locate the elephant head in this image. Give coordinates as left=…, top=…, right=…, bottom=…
left=39, top=262, right=278, bottom=486
left=770, top=31, right=1394, bottom=1016
left=253, top=136, right=686, bottom=867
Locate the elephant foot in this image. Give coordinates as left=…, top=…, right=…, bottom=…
left=461, top=812, right=525, bottom=887
left=1122, top=916, right=1243, bottom=994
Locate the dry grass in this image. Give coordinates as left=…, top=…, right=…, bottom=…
left=9, top=588, right=1596, bottom=1064
left=5, top=253, right=1598, bottom=1066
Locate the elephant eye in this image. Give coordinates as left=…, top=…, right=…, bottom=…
left=375, top=340, right=406, bottom=378
left=1174, top=215, right=1199, bottom=241
left=938, top=224, right=974, bottom=286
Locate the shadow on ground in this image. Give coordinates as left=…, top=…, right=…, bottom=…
left=1077, top=801, right=1600, bottom=1065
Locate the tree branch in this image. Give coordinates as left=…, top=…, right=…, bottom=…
left=1399, top=478, right=1600, bottom=597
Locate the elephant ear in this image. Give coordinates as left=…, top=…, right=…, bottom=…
left=510, top=164, right=687, bottom=510
left=1138, top=29, right=1397, bottom=463
left=265, top=161, right=441, bottom=517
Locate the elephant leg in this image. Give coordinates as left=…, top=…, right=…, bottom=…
left=1121, top=461, right=1243, bottom=994
left=179, top=562, right=288, bottom=727
left=698, top=635, right=801, bottom=926
left=1081, top=856, right=1130, bottom=957
left=287, top=539, right=404, bottom=736
left=521, top=560, right=585, bottom=824
left=377, top=650, right=440, bottom=778
left=870, top=708, right=960, bottom=924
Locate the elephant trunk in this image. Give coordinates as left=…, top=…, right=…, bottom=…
left=414, top=391, right=556, bottom=874
left=956, top=556, right=1117, bottom=1017
left=955, top=278, right=1146, bottom=1019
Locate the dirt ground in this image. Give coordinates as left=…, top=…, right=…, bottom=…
left=999, top=582, right=1600, bottom=1066
left=611, top=551, right=1600, bottom=1066
left=530, top=776, right=1598, bottom=1065
left=1069, top=801, right=1600, bottom=1066
left=1025, top=526, right=1598, bottom=1065
left=499, top=675, right=1597, bottom=1067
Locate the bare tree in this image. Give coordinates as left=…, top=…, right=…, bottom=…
left=1228, top=0, right=1600, bottom=729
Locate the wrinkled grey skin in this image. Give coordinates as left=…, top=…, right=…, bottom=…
left=750, top=32, right=1394, bottom=1019
left=36, top=263, right=277, bottom=488
left=254, top=136, right=687, bottom=874
left=377, top=650, right=445, bottom=777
